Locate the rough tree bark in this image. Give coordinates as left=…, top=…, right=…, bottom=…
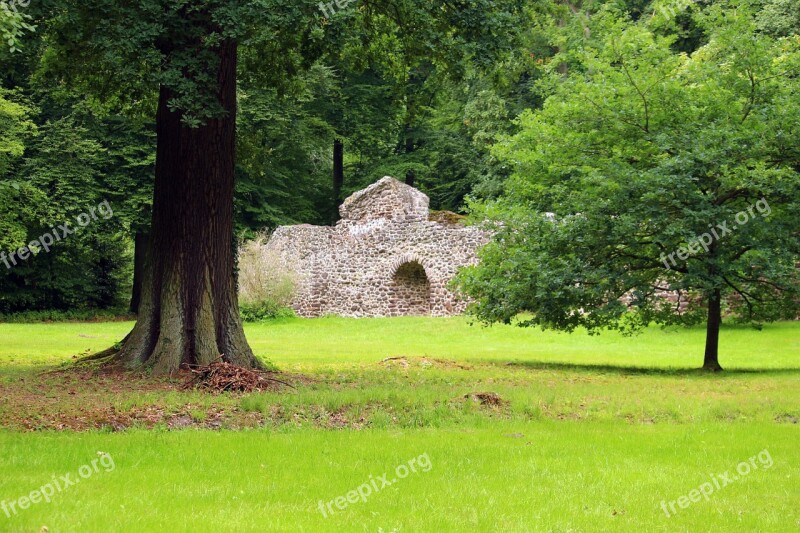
left=703, top=288, right=723, bottom=372
left=109, top=40, right=262, bottom=375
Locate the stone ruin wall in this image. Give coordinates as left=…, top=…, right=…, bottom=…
left=262, top=177, right=492, bottom=318
left=264, top=220, right=490, bottom=318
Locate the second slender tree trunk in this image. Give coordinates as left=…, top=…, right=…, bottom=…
left=332, top=138, right=344, bottom=224
left=110, top=40, right=261, bottom=375
left=404, top=134, right=415, bottom=187
left=703, top=289, right=723, bottom=371
left=129, top=231, right=149, bottom=314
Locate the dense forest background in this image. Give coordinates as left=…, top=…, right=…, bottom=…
left=0, top=0, right=796, bottom=314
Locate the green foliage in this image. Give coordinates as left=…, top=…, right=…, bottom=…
left=758, top=0, right=800, bottom=36
left=45, top=0, right=327, bottom=125
left=236, top=65, right=337, bottom=229
left=0, top=1, right=35, bottom=53
left=0, top=89, right=33, bottom=175
left=0, top=307, right=131, bottom=323
left=0, top=233, right=131, bottom=313
left=308, top=0, right=534, bottom=212
left=1, top=11, right=155, bottom=312
left=239, top=301, right=296, bottom=322
left=0, top=90, right=41, bottom=253
left=0, top=102, right=150, bottom=312
left=458, top=3, right=800, bottom=335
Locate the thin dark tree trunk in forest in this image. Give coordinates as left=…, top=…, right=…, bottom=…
left=332, top=138, right=344, bottom=224
left=404, top=134, right=415, bottom=187
left=109, top=40, right=261, bottom=375
left=403, top=80, right=417, bottom=187
left=703, top=288, right=723, bottom=372
left=129, top=231, right=149, bottom=314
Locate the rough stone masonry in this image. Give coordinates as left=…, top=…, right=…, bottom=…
left=262, top=176, right=492, bottom=317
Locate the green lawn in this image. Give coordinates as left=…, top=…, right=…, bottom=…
left=2, top=316, right=799, bottom=369
left=0, top=317, right=798, bottom=532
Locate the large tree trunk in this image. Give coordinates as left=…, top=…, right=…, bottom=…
left=129, top=231, right=149, bottom=314
left=111, top=40, right=261, bottom=375
left=332, top=138, right=344, bottom=224
left=703, top=288, right=723, bottom=372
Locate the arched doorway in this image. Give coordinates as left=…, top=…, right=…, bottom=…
left=389, top=261, right=431, bottom=316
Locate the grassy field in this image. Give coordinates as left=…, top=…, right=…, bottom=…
left=3, top=316, right=799, bottom=368
left=0, top=317, right=798, bottom=532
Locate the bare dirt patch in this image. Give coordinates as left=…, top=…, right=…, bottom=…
left=465, top=391, right=507, bottom=408
left=380, top=356, right=473, bottom=370
left=774, top=413, right=799, bottom=424
left=0, top=363, right=300, bottom=432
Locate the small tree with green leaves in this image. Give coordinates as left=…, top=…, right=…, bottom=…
left=457, top=3, right=800, bottom=371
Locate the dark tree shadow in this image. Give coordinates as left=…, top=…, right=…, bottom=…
left=488, top=360, right=800, bottom=377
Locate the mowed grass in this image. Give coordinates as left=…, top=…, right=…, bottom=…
left=0, top=317, right=798, bottom=532
left=2, top=316, right=799, bottom=369
left=0, top=424, right=797, bottom=532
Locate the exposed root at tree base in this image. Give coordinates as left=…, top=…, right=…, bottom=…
left=75, top=346, right=121, bottom=364
left=62, top=350, right=304, bottom=394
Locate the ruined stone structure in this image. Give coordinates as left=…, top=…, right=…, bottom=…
left=263, top=177, right=491, bottom=317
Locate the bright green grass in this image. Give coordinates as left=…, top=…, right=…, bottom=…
left=0, top=318, right=798, bottom=531
left=1, top=316, right=799, bottom=369
left=0, top=423, right=798, bottom=532
left=251, top=317, right=800, bottom=369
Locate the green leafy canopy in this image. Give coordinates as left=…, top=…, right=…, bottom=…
left=457, top=1, right=800, bottom=334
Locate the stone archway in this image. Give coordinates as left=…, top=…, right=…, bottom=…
left=388, top=260, right=431, bottom=316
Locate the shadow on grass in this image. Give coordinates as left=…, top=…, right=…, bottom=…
left=491, top=360, right=800, bottom=377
